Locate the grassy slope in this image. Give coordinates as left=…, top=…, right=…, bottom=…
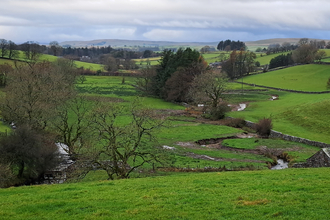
left=1, top=168, right=330, bottom=219
left=229, top=90, right=330, bottom=143
left=255, top=52, right=291, bottom=66
left=243, top=64, right=330, bottom=91
left=76, top=76, right=319, bottom=168
left=2, top=51, right=105, bottom=72
left=228, top=65, right=330, bottom=143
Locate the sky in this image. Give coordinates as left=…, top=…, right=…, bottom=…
left=1, top=0, right=330, bottom=44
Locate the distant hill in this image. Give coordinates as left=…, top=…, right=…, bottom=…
left=59, top=39, right=218, bottom=49
left=60, top=38, right=329, bottom=49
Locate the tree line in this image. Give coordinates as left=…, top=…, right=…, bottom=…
left=0, top=58, right=169, bottom=187
left=217, top=40, right=246, bottom=51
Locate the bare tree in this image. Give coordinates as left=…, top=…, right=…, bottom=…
left=315, top=50, right=327, bottom=62
left=20, top=41, right=42, bottom=63
left=51, top=96, right=92, bottom=156
left=101, top=55, right=118, bottom=72
left=0, top=39, right=8, bottom=58
left=8, top=41, right=18, bottom=59
left=298, top=38, right=309, bottom=46
left=76, top=100, right=166, bottom=180
left=136, top=66, right=156, bottom=93
left=49, top=41, right=62, bottom=56
left=0, top=59, right=77, bottom=130
left=188, top=71, right=228, bottom=108
left=188, top=71, right=230, bottom=120
left=292, top=44, right=318, bottom=64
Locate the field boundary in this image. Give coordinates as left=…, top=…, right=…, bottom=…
left=233, top=81, right=330, bottom=94
left=242, top=119, right=330, bottom=148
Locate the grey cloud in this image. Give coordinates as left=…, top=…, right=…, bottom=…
left=0, top=0, right=330, bottom=43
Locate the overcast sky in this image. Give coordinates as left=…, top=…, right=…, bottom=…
left=1, top=0, right=330, bottom=44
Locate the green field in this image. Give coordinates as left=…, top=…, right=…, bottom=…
left=1, top=51, right=105, bottom=72
left=74, top=76, right=321, bottom=169
left=2, top=168, right=330, bottom=219
left=255, top=52, right=291, bottom=66
left=228, top=90, right=330, bottom=143
left=0, top=58, right=16, bottom=65
left=1, top=66, right=329, bottom=219
left=242, top=64, right=330, bottom=91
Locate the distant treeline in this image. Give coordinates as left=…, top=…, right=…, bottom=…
left=217, top=40, right=246, bottom=51
left=0, top=39, right=161, bottom=63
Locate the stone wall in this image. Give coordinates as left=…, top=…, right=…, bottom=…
left=292, top=150, right=330, bottom=168
left=233, top=82, right=330, bottom=94
left=243, top=119, right=330, bottom=148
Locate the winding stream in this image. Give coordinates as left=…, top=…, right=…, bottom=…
left=271, top=159, right=288, bottom=170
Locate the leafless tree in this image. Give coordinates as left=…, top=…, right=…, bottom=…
left=101, top=55, right=118, bottom=72
left=8, top=41, right=18, bottom=59
left=136, top=66, right=156, bottom=93
left=292, top=44, right=318, bottom=64
left=51, top=96, right=92, bottom=156
left=75, top=100, right=166, bottom=180
left=315, top=50, right=327, bottom=62
left=49, top=41, right=62, bottom=56
left=0, top=39, right=8, bottom=58
left=0, top=59, right=77, bottom=130
left=188, top=71, right=230, bottom=120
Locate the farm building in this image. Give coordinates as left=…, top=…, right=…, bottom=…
left=293, top=148, right=330, bottom=168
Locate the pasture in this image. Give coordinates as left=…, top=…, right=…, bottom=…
left=255, top=52, right=291, bottom=66
left=222, top=57, right=330, bottom=145
left=1, top=168, right=330, bottom=219
left=242, top=64, right=330, bottom=91
left=74, top=76, right=320, bottom=170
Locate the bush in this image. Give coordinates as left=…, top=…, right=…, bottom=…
left=254, top=118, right=273, bottom=138
left=206, top=102, right=231, bottom=120
left=221, top=118, right=246, bottom=128
left=0, top=163, right=17, bottom=188
left=0, top=126, right=60, bottom=185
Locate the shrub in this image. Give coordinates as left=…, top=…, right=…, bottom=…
left=0, top=163, right=17, bottom=188
left=255, top=118, right=273, bottom=138
left=0, top=126, right=60, bottom=185
left=221, top=118, right=246, bottom=128
left=207, top=102, right=231, bottom=120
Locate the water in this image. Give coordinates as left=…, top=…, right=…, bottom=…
left=271, top=159, right=288, bottom=170
left=237, top=103, right=246, bottom=111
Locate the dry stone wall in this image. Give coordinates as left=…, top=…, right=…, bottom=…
left=243, top=119, right=330, bottom=148
left=292, top=150, right=330, bottom=168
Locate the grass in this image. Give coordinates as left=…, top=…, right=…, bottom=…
left=76, top=76, right=185, bottom=110
left=228, top=89, right=330, bottom=143
left=0, top=58, right=17, bottom=66
left=242, top=64, right=330, bottom=91
left=1, top=51, right=105, bottom=72
left=2, top=168, right=330, bottom=219
left=222, top=138, right=319, bottom=163
left=255, top=52, right=291, bottom=66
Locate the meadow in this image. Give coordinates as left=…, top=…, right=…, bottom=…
left=0, top=51, right=105, bottom=72
left=74, top=76, right=321, bottom=170
left=242, top=64, right=330, bottom=91
left=1, top=168, right=330, bottom=219
left=2, top=52, right=330, bottom=219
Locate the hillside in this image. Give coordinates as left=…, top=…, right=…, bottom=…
left=59, top=38, right=330, bottom=49
left=59, top=39, right=218, bottom=48
left=243, top=64, right=330, bottom=91
left=1, top=168, right=330, bottom=219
